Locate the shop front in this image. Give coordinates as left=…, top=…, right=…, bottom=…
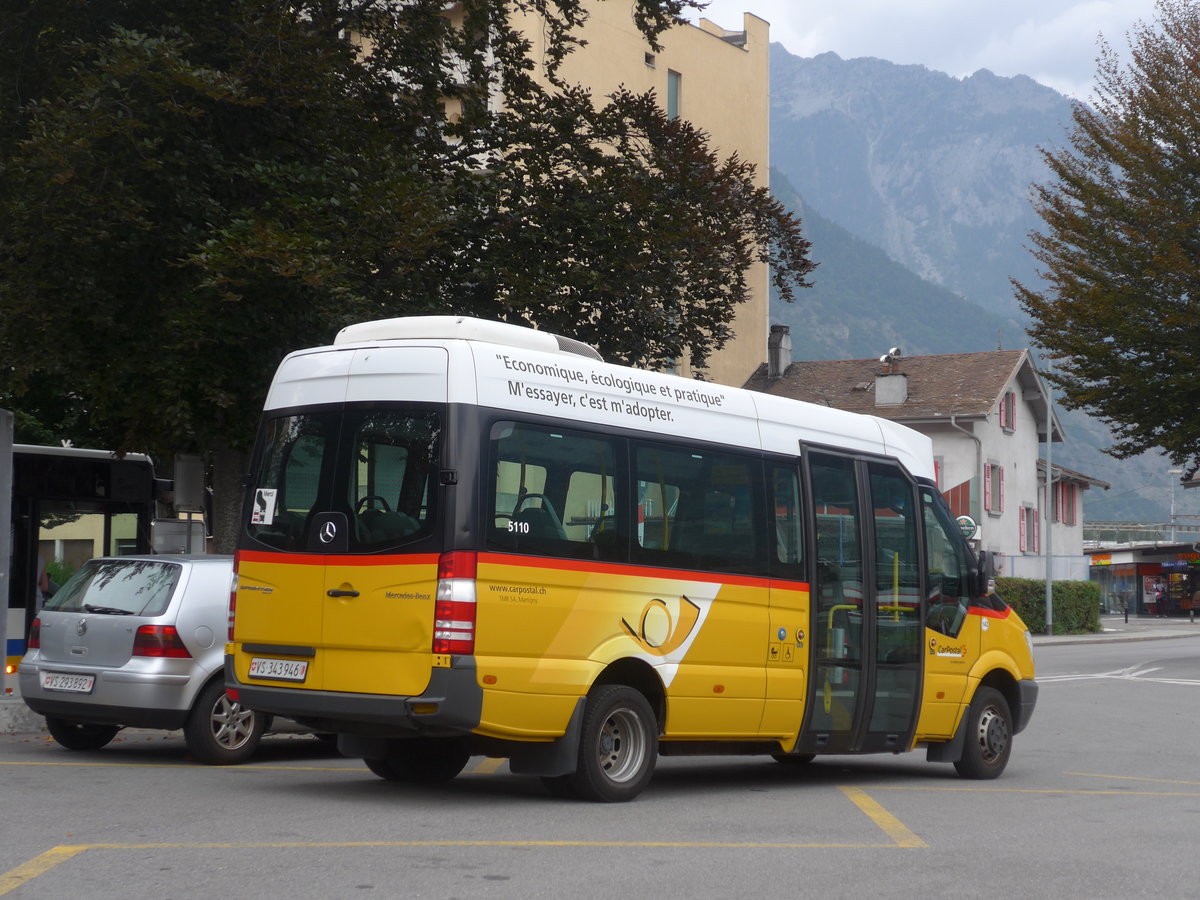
left=1088, top=546, right=1200, bottom=618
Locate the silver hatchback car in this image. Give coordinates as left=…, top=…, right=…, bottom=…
left=18, top=554, right=269, bottom=764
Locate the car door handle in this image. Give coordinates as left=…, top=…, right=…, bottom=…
left=327, top=589, right=360, bottom=598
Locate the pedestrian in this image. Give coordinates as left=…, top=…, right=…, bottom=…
left=1154, top=581, right=1167, bottom=618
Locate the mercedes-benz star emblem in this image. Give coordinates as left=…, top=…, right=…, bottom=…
left=319, top=521, right=338, bottom=544
left=76, top=618, right=88, bottom=636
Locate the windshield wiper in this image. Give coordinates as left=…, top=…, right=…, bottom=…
left=82, top=604, right=137, bottom=615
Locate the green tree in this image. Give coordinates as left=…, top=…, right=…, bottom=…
left=1016, top=0, right=1200, bottom=475
left=0, top=0, right=812, bottom=550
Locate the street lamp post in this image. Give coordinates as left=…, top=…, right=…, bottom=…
left=1169, top=468, right=1183, bottom=542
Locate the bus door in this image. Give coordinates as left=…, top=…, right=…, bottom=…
left=798, top=453, right=923, bottom=754
left=236, top=347, right=447, bottom=697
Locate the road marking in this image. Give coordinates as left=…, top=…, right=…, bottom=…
left=0, top=786, right=924, bottom=893
left=472, top=756, right=507, bottom=774
left=870, top=785, right=1200, bottom=796
left=0, top=846, right=86, bottom=896
left=1064, top=772, right=1200, bottom=787
left=838, top=786, right=927, bottom=848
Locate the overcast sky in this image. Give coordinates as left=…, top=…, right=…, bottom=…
left=687, top=0, right=1159, bottom=99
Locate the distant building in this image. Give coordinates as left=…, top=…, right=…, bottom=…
left=745, top=330, right=1108, bottom=578
left=508, top=3, right=773, bottom=387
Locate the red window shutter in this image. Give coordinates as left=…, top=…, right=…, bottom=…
left=999, top=467, right=1005, bottom=512
left=984, top=463, right=993, bottom=511
left=1034, top=514, right=1040, bottom=553
left=1019, top=506, right=1027, bottom=551
left=1010, top=393, right=1016, bottom=431
left=999, top=396, right=1007, bottom=429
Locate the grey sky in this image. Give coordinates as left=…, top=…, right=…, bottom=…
left=687, top=0, right=1158, bottom=99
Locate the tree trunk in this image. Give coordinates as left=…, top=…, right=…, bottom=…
left=210, top=443, right=250, bottom=554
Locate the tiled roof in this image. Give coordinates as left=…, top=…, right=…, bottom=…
left=743, top=349, right=1033, bottom=422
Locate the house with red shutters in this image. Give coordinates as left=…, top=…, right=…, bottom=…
left=745, top=327, right=1108, bottom=579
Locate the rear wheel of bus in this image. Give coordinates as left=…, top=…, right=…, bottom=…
left=364, top=737, right=471, bottom=784
left=558, top=684, right=657, bottom=803
left=954, top=686, right=1012, bottom=779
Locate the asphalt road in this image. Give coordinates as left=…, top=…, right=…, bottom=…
left=4, top=635, right=1200, bottom=899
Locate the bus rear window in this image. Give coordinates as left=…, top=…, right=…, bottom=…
left=246, top=408, right=441, bottom=552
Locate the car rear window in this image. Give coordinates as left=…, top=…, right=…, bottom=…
left=44, top=560, right=183, bottom=617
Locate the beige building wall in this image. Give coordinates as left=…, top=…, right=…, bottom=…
left=512, top=4, right=772, bottom=388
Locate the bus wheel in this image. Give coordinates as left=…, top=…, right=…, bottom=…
left=44, top=717, right=120, bottom=751
left=567, top=685, right=657, bottom=803
left=364, top=738, right=470, bottom=784
left=953, top=687, right=1012, bottom=779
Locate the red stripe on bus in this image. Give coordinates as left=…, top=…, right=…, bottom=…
left=235, top=548, right=809, bottom=591
left=236, top=550, right=440, bottom=567
left=969, top=605, right=1011, bottom=620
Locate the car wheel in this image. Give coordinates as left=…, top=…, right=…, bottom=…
left=184, top=680, right=266, bottom=765
left=364, top=738, right=471, bottom=783
left=953, top=686, right=1013, bottom=779
left=563, top=684, right=657, bottom=803
left=44, top=717, right=120, bottom=751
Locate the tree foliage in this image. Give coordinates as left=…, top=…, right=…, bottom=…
left=0, top=0, right=813, bottom=548
left=1016, top=0, right=1200, bottom=475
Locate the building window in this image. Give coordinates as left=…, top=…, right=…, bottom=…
left=667, top=69, right=681, bottom=120
left=1053, top=481, right=1078, bottom=526
left=999, top=390, right=1017, bottom=432
left=1019, top=505, right=1039, bottom=553
left=984, top=462, right=1004, bottom=515
left=644, top=52, right=656, bottom=68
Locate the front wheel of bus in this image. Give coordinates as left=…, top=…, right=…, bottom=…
left=954, top=687, right=1012, bottom=779
left=364, top=738, right=471, bottom=784
left=567, top=685, right=657, bottom=803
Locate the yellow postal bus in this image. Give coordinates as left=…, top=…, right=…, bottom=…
left=226, top=316, right=1037, bottom=801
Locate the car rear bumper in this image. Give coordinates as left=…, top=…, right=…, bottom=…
left=18, top=660, right=195, bottom=729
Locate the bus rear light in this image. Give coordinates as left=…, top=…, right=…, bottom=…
left=132, top=625, right=192, bottom=659
left=433, top=551, right=477, bottom=655
left=228, top=559, right=239, bottom=642
left=27, top=618, right=41, bottom=650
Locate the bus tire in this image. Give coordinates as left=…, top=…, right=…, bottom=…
left=44, top=717, right=120, bottom=751
left=364, top=738, right=470, bottom=784
left=184, top=679, right=266, bottom=765
left=953, top=686, right=1012, bottom=779
left=566, top=684, right=657, bottom=803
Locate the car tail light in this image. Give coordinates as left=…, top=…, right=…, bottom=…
left=27, top=618, right=41, bottom=650
left=132, top=625, right=192, bottom=658
left=433, top=551, right=477, bottom=655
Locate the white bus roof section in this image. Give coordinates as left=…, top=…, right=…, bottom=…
left=335, top=316, right=602, bottom=361
left=271, top=316, right=934, bottom=480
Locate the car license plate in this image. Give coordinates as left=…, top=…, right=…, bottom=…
left=248, top=657, right=309, bottom=682
left=42, top=672, right=95, bottom=693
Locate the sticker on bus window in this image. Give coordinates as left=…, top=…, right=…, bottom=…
left=251, top=488, right=277, bottom=525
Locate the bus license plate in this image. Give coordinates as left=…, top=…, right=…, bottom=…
left=248, top=657, right=309, bottom=682
left=42, top=672, right=95, bottom=693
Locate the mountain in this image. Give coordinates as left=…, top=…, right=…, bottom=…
left=769, top=48, right=1075, bottom=317
left=767, top=46, right=1196, bottom=524
left=769, top=172, right=1027, bottom=360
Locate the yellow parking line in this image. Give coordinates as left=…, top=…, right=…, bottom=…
left=0, top=785, right=925, bottom=893
left=471, top=757, right=507, bottom=775
left=0, top=846, right=87, bottom=896
left=838, top=786, right=927, bottom=848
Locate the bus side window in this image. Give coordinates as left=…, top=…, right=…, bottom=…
left=922, top=487, right=969, bottom=637
left=634, top=443, right=765, bottom=575
left=488, top=422, right=622, bottom=560
left=770, top=465, right=804, bottom=579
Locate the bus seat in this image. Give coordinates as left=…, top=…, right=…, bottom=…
left=513, top=504, right=567, bottom=541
